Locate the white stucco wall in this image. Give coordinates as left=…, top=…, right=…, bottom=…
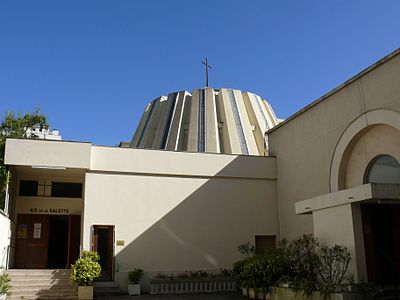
left=0, top=212, right=11, bottom=269
left=83, top=148, right=278, bottom=290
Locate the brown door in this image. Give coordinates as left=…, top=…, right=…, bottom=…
left=255, top=235, right=276, bottom=255
left=92, top=225, right=114, bottom=281
left=15, top=214, right=50, bottom=268
left=67, top=215, right=81, bottom=267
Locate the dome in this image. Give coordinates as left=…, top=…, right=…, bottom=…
left=130, top=87, right=280, bottom=155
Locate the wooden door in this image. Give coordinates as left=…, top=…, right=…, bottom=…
left=67, top=215, right=81, bottom=267
left=92, top=225, right=114, bottom=281
left=15, top=214, right=50, bottom=268
left=255, top=235, right=276, bottom=255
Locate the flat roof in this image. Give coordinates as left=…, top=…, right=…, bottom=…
left=267, top=47, right=400, bottom=134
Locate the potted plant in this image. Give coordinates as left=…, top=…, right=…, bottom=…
left=128, top=268, right=144, bottom=296
left=70, top=251, right=102, bottom=300
left=0, top=271, right=11, bottom=300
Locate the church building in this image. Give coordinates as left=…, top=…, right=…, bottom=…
left=1, top=48, right=400, bottom=291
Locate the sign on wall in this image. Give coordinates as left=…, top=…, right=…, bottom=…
left=16, top=224, right=27, bottom=238
left=29, top=208, right=70, bottom=214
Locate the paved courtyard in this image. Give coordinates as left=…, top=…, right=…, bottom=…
left=95, top=292, right=243, bottom=300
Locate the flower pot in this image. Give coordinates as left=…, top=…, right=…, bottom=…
left=78, top=286, right=94, bottom=300
left=242, top=287, right=248, bottom=297
left=0, top=294, right=6, bottom=300
left=248, top=287, right=257, bottom=299
left=128, top=283, right=141, bottom=296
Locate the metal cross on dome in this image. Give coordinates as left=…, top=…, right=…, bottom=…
left=202, top=58, right=212, bottom=87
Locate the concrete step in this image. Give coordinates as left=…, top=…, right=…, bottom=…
left=7, top=269, right=71, bottom=276
left=8, top=295, right=77, bottom=300
left=10, top=284, right=77, bottom=291
left=5, top=269, right=77, bottom=300
left=10, top=289, right=77, bottom=296
left=10, top=280, right=73, bottom=287
left=94, top=286, right=124, bottom=297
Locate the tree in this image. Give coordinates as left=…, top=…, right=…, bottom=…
left=0, top=110, right=49, bottom=210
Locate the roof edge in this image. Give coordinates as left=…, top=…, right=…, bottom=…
left=267, top=47, right=400, bottom=134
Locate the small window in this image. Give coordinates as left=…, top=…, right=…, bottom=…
left=365, top=155, right=400, bottom=184
left=19, top=181, right=38, bottom=196
left=51, top=182, right=82, bottom=198
left=255, top=235, right=276, bottom=255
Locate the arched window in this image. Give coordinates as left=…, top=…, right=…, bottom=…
left=365, top=155, right=400, bottom=184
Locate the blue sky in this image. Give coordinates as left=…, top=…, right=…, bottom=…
left=0, top=1, right=399, bottom=146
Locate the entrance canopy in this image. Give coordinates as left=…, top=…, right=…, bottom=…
left=296, top=183, right=400, bottom=215
left=295, top=183, right=400, bottom=283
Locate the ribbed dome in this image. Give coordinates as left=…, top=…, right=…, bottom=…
left=130, top=87, right=279, bottom=156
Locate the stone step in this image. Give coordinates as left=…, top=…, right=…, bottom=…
left=8, top=294, right=77, bottom=300
left=6, top=269, right=77, bottom=300
left=10, top=284, right=77, bottom=291
left=7, top=269, right=71, bottom=275
left=94, top=286, right=124, bottom=297
left=7, top=269, right=71, bottom=274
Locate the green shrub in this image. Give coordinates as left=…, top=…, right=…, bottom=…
left=0, top=272, right=11, bottom=296
left=279, top=234, right=320, bottom=296
left=70, top=250, right=102, bottom=286
left=278, top=234, right=352, bottom=297
left=232, top=235, right=352, bottom=298
left=128, top=268, right=144, bottom=284
left=232, top=258, right=250, bottom=288
left=233, top=249, right=287, bottom=293
left=316, top=244, right=351, bottom=296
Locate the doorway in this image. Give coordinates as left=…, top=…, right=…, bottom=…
left=14, top=214, right=81, bottom=269
left=47, top=216, right=69, bottom=268
left=362, top=204, right=400, bottom=283
left=92, top=225, right=114, bottom=281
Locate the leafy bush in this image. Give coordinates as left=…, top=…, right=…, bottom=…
left=232, top=235, right=352, bottom=297
left=70, top=250, right=102, bottom=286
left=279, top=234, right=320, bottom=296
left=128, top=268, right=144, bottom=284
left=279, top=234, right=352, bottom=297
left=232, top=258, right=250, bottom=288
left=0, top=272, right=11, bottom=296
left=238, top=242, right=255, bottom=258
left=316, top=244, right=351, bottom=296
left=233, top=249, right=288, bottom=292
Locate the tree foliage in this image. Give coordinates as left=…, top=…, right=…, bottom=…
left=0, top=110, right=49, bottom=209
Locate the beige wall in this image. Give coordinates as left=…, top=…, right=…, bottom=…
left=268, top=49, right=400, bottom=240
left=10, top=169, right=85, bottom=220
left=313, top=203, right=367, bottom=281
left=5, top=138, right=278, bottom=290
left=5, top=139, right=91, bottom=169
left=83, top=148, right=278, bottom=290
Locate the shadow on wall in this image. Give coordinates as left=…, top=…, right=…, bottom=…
left=112, top=155, right=277, bottom=292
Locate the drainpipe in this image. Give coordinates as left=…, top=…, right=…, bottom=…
left=4, top=169, right=10, bottom=216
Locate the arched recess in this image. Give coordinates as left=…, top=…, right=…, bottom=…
left=330, top=109, right=400, bottom=192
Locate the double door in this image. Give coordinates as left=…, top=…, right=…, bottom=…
left=14, top=214, right=81, bottom=269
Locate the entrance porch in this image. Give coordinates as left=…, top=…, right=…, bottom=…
left=296, top=183, right=400, bottom=283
